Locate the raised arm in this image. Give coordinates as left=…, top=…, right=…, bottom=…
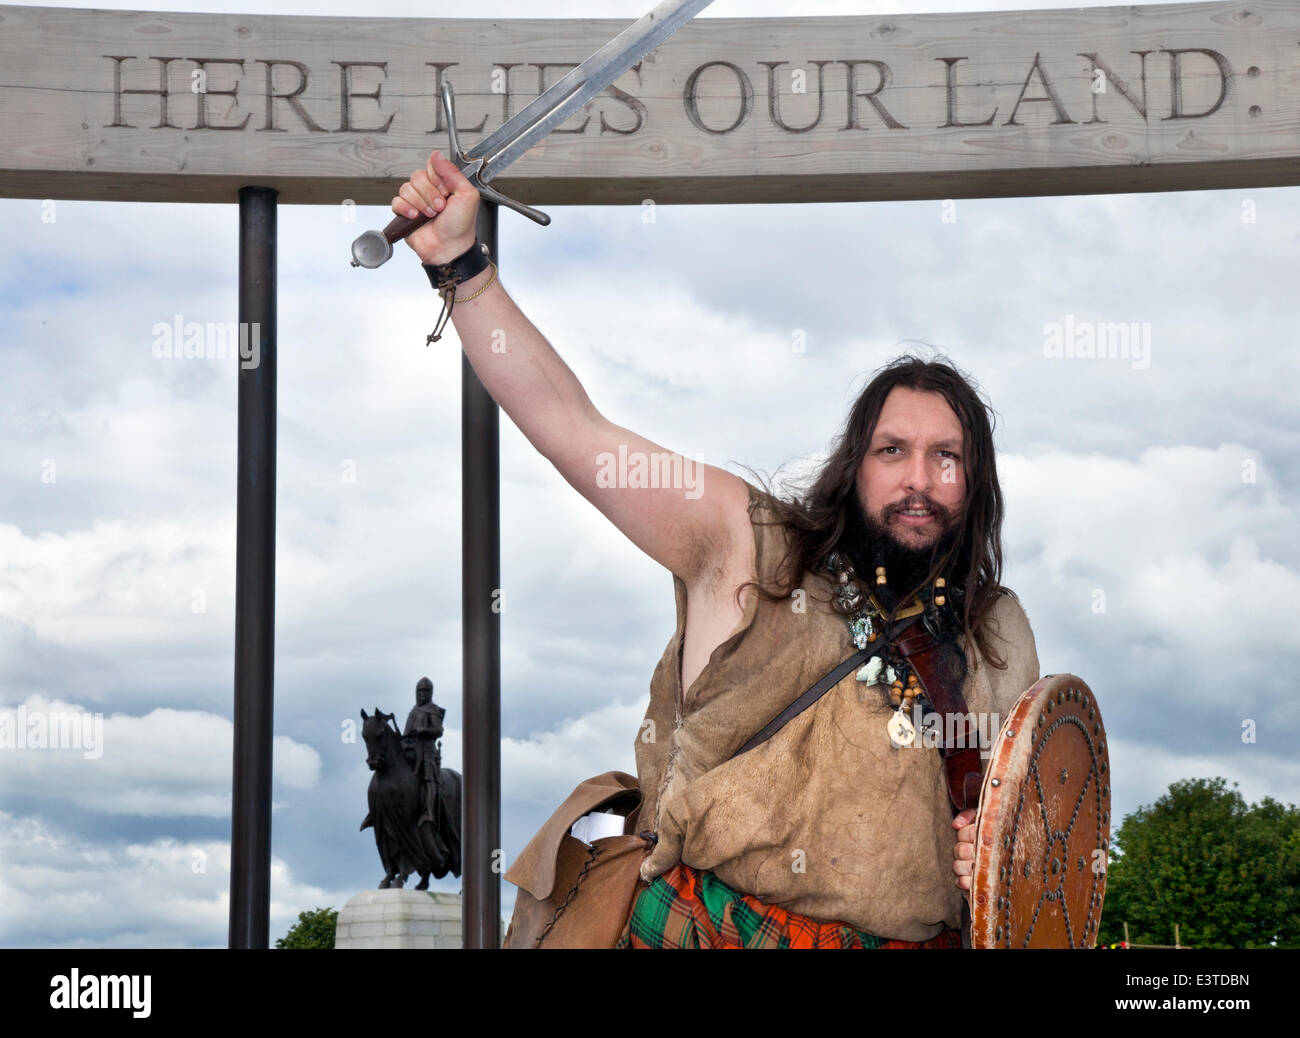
left=393, top=151, right=752, bottom=584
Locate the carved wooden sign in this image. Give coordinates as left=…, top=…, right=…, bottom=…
left=0, top=2, right=1296, bottom=206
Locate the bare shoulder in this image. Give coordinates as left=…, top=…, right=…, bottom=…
left=686, top=470, right=759, bottom=596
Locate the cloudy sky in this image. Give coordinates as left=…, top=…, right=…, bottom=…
left=1, top=0, right=1297, bottom=948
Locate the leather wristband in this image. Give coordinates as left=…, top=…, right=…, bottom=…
left=422, top=238, right=493, bottom=345
left=423, top=239, right=491, bottom=294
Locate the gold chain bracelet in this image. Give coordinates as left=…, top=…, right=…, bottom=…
left=455, top=261, right=498, bottom=301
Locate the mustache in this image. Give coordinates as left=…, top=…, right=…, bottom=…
left=887, top=495, right=956, bottom=523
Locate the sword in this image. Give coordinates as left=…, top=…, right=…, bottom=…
left=350, top=0, right=715, bottom=268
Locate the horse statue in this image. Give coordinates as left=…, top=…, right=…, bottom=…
left=360, top=706, right=462, bottom=889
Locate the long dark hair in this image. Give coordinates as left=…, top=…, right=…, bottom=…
left=732, top=352, right=1016, bottom=669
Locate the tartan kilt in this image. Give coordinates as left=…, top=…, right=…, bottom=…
left=617, top=862, right=963, bottom=949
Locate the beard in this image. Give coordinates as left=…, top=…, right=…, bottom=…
left=840, top=491, right=962, bottom=611
left=838, top=490, right=972, bottom=695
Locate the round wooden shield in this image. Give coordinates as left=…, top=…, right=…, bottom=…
left=970, top=674, right=1111, bottom=948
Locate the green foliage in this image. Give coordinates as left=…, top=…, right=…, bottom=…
left=1097, top=777, right=1299, bottom=949
left=275, top=906, right=339, bottom=949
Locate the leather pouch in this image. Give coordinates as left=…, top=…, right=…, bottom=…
left=503, top=770, right=653, bottom=948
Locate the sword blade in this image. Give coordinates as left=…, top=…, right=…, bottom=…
left=469, top=0, right=715, bottom=181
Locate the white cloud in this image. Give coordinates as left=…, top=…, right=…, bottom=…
left=1001, top=445, right=1299, bottom=657
left=0, top=520, right=234, bottom=650
left=426, top=697, right=644, bottom=819
left=0, top=694, right=320, bottom=816
left=499, top=697, right=645, bottom=808
left=1107, top=737, right=1300, bottom=820
left=0, top=810, right=350, bottom=948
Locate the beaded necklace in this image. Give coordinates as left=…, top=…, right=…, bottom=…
left=821, top=549, right=960, bottom=747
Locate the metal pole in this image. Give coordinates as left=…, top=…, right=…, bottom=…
left=229, top=186, right=277, bottom=949
left=462, top=201, right=501, bottom=948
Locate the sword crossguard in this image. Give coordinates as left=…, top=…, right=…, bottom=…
left=350, top=81, right=550, bottom=269
left=439, top=82, right=551, bottom=228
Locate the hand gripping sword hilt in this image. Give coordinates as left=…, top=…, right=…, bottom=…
left=350, top=81, right=550, bottom=269
left=438, top=81, right=552, bottom=227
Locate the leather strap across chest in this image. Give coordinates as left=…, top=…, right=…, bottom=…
left=892, top=622, right=984, bottom=814
left=728, top=614, right=984, bottom=815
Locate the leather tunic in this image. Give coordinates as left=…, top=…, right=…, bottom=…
left=633, top=480, right=1040, bottom=941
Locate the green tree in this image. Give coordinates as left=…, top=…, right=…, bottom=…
left=1098, top=777, right=1299, bottom=949
left=275, top=906, right=339, bottom=949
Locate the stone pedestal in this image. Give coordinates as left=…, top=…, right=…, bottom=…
left=335, top=889, right=462, bottom=949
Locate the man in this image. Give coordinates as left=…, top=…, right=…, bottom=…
left=403, top=677, right=444, bottom=828
left=392, top=152, right=1039, bottom=948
